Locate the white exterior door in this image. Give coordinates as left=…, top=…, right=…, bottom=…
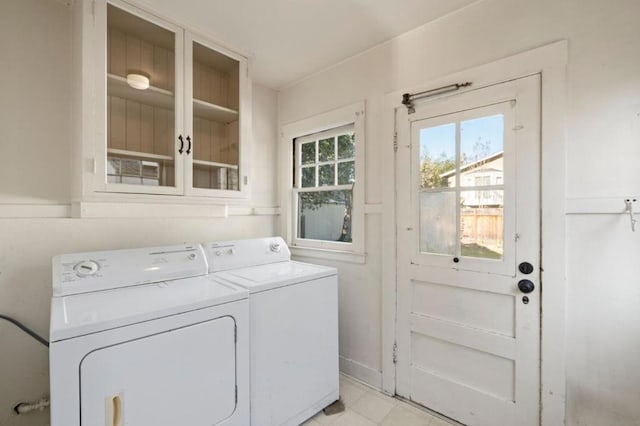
left=395, top=75, right=541, bottom=426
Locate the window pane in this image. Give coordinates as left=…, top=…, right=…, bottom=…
left=460, top=190, right=504, bottom=259
left=420, top=191, right=457, bottom=255
left=318, top=137, right=335, bottom=161
left=301, top=166, right=315, bottom=188
left=419, top=123, right=456, bottom=189
left=337, top=161, right=355, bottom=185
left=319, top=164, right=335, bottom=186
left=460, top=114, right=504, bottom=187
left=301, top=142, right=316, bottom=165
left=338, top=133, right=355, bottom=159
left=298, top=190, right=352, bottom=242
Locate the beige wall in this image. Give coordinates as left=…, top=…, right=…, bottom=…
left=0, top=1, right=278, bottom=425
left=278, top=0, right=640, bottom=425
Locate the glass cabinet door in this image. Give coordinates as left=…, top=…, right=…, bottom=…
left=105, top=3, right=182, bottom=193
left=188, top=39, right=241, bottom=193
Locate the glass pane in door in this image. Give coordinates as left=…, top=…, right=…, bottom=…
left=191, top=41, right=241, bottom=191
left=106, top=4, right=177, bottom=187
left=460, top=190, right=504, bottom=259
left=419, top=191, right=457, bottom=255
left=419, top=123, right=456, bottom=189
left=460, top=114, right=504, bottom=187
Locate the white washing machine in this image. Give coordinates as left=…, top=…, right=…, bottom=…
left=49, top=244, right=249, bottom=426
left=203, top=237, right=339, bottom=426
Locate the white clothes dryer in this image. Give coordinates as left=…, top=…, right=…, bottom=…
left=203, top=237, right=339, bottom=426
left=49, top=244, right=249, bottom=426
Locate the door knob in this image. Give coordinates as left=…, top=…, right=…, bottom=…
left=517, top=279, right=535, bottom=294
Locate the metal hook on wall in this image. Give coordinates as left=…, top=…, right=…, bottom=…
left=624, top=198, right=637, bottom=232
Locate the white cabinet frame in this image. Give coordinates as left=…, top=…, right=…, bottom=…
left=72, top=0, right=250, bottom=207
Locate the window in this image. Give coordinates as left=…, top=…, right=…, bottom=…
left=295, top=125, right=355, bottom=242
left=280, top=102, right=365, bottom=256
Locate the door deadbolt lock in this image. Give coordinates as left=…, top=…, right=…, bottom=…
left=518, top=262, right=534, bottom=275
left=517, top=279, right=535, bottom=294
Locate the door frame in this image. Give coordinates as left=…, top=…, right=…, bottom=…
left=381, top=40, right=568, bottom=426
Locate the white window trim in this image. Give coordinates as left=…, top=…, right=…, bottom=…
left=280, top=101, right=366, bottom=257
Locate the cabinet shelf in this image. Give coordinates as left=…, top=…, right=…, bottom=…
left=108, top=73, right=174, bottom=110
left=193, top=159, right=238, bottom=170
left=193, top=99, right=238, bottom=123
left=107, top=148, right=174, bottom=162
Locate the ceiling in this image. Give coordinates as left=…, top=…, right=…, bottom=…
left=138, top=0, right=479, bottom=89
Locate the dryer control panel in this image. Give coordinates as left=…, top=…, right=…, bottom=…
left=52, top=244, right=208, bottom=296
left=204, top=237, right=291, bottom=272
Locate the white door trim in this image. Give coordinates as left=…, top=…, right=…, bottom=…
left=381, top=40, right=568, bottom=426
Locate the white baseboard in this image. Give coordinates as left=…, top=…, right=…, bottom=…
left=339, top=356, right=382, bottom=390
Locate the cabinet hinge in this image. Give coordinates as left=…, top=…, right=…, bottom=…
left=393, top=132, right=398, bottom=153
left=392, top=342, right=398, bottom=364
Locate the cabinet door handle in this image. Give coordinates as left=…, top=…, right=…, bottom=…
left=186, top=136, right=192, bottom=155
left=178, top=135, right=185, bottom=154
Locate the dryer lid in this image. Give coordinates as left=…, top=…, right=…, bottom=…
left=52, top=244, right=208, bottom=297
left=50, top=276, right=247, bottom=342
left=214, top=261, right=336, bottom=293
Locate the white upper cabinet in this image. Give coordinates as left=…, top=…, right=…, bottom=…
left=73, top=0, right=250, bottom=202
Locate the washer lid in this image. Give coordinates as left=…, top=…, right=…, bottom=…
left=204, top=237, right=291, bottom=273
left=50, top=276, right=247, bottom=342
left=214, top=261, right=336, bottom=293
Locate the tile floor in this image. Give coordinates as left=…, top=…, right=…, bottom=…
left=302, top=374, right=456, bottom=426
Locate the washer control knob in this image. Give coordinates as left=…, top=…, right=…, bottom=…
left=188, top=253, right=196, bottom=260
left=215, top=250, right=223, bottom=256
left=227, top=248, right=235, bottom=255
left=74, top=260, right=99, bottom=277
left=270, top=242, right=281, bottom=253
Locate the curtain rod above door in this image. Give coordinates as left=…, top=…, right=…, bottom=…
left=401, top=82, right=472, bottom=114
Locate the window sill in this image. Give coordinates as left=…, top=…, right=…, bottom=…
left=290, top=246, right=366, bottom=264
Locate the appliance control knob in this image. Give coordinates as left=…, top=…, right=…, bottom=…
left=74, top=260, right=99, bottom=276
left=188, top=253, right=196, bottom=260
left=227, top=248, right=235, bottom=255
left=215, top=250, right=223, bottom=256
left=270, top=242, right=281, bottom=253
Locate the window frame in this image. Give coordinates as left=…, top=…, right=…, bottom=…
left=280, top=102, right=365, bottom=255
